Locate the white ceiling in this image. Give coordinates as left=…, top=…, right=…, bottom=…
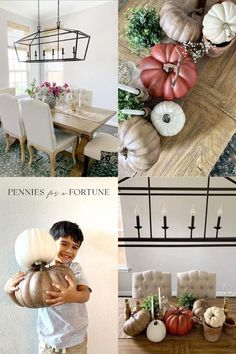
left=0, top=0, right=111, bottom=21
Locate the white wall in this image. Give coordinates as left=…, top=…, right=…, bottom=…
left=0, top=8, right=40, bottom=89
left=0, top=178, right=117, bottom=354
left=119, top=177, right=236, bottom=297
left=43, top=1, right=118, bottom=126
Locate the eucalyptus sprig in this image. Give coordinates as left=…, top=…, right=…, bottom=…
left=125, top=6, right=165, bottom=55
left=141, top=294, right=159, bottom=313
left=118, top=89, right=144, bottom=122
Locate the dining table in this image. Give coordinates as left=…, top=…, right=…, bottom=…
left=118, top=297, right=236, bottom=354
left=51, top=104, right=116, bottom=168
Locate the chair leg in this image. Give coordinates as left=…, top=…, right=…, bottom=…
left=5, top=133, right=10, bottom=152
left=28, top=145, right=34, bottom=166
left=49, top=153, right=56, bottom=177
left=72, top=139, right=77, bottom=165
left=19, top=137, right=26, bottom=163
left=82, top=155, right=89, bottom=177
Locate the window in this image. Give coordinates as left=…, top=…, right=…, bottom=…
left=44, top=62, right=63, bottom=85
left=7, top=21, right=29, bottom=95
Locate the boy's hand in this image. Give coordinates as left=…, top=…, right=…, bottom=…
left=4, top=271, right=26, bottom=295
left=46, top=276, right=78, bottom=306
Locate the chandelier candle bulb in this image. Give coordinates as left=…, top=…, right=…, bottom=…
left=217, top=208, right=223, bottom=217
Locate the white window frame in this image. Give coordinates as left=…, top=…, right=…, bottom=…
left=7, top=21, right=30, bottom=95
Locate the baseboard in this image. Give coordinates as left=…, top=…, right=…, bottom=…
left=118, top=290, right=236, bottom=297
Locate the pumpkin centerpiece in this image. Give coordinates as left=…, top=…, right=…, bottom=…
left=160, top=0, right=203, bottom=43
left=123, top=309, right=151, bottom=336
left=202, top=1, right=236, bottom=57
left=139, top=43, right=198, bottom=100
left=203, top=306, right=226, bottom=342
left=13, top=228, right=76, bottom=308
left=163, top=306, right=194, bottom=335
left=192, top=298, right=207, bottom=318
left=119, top=116, right=161, bottom=175
left=151, top=101, right=186, bottom=136
left=146, top=319, right=166, bottom=343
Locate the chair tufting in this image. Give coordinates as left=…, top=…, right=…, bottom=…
left=132, top=269, right=172, bottom=298
left=177, top=270, right=216, bottom=298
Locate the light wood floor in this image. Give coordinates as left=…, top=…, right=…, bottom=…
left=119, top=0, right=236, bottom=176
left=119, top=297, right=236, bottom=354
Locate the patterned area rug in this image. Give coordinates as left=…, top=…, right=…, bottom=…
left=0, top=128, right=118, bottom=177
left=210, top=133, right=236, bottom=176
left=0, top=129, right=74, bottom=177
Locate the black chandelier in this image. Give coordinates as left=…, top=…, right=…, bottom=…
left=14, top=0, right=90, bottom=63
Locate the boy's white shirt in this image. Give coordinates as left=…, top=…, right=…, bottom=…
left=37, top=261, right=90, bottom=350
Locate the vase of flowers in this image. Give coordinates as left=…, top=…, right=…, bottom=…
left=38, top=82, right=70, bottom=109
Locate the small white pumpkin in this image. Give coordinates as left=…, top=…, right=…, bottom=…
left=204, top=306, right=226, bottom=328
left=146, top=319, right=166, bottom=343
left=151, top=101, right=185, bottom=137
left=203, top=1, right=236, bottom=44
left=15, top=228, right=57, bottom=269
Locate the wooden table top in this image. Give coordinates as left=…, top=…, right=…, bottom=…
left=118, top=297, right=236, bottom=354
left=51, top=105, right=116, bottom=137
left=119, top=0, right=236, bottom=177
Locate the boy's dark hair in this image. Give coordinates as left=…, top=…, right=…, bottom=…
left=49, top=221, right=84, bottom=244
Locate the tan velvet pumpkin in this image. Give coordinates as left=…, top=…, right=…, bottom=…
left=193, top=299, right=207, bottom=318
left=119, top=117, right=161, bottom=175
left=14, top=264, right=77, bottom=308
left=123, top=309, right=151, bottom=336
left=160, top=0, right=203, bottom=42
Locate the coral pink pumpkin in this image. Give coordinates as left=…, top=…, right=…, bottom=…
left=163, top=306, right=194, bottom=336
left=139, top=43, right=198, bottom=100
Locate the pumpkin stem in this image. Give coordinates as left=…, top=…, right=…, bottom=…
left=162, top=114, right=171, bottom=123
left=163, top=48, right=184, bottom=88
left=222, top=23, right=233, bottom=39
left=120, top=147, right=128, bottom=160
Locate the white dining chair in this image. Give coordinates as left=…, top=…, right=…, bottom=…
left=132, top=270, right=172, bottom=298
left=177, top=270, right=216, bottom=298
left=0, top=93, right=26, bottom=162
left=21, top=99, right=78, bottom=177
left=82, top=132, right=118, bottom=176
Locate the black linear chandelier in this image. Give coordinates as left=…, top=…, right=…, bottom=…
left=14, top=0, right=90, bottom=63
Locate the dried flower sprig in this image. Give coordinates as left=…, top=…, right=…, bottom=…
left=181, top=41, right=212, bottom=63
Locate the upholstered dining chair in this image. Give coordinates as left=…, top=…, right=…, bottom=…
left=132, top=270, right=172, bottom=298
left=0, top=93, right=26, bottom=162
left=82, top=132, right=118, bottom=176
left=21, top=99, right=78, bottom=177
left=177, top=270, right=216, bottom=298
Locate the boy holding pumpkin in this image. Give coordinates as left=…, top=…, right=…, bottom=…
left=4, top=221, right=91, bottom=354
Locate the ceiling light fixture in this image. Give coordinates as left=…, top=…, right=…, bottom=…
left=14, top=0, right=90, bottom=63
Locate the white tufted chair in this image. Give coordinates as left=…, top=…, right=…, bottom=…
left=0, top=93, right=26, bottom=162
left=82, top=132, right=118, bottom=176
left=177, top=270, right=216, bottom=298
left=21, top=99, right=78, bottom=177
left=132, top=270, right=172, bottom=298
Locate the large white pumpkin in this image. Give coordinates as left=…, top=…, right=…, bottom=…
left=15, top=228, right=57, bottom=269
left=203, top=1, right=236, bottom=44
left=146, top=319, right=166, bottom=343
left=151, top=101, right=186, bottom=137
left=204, top=306, right=226, bottom=328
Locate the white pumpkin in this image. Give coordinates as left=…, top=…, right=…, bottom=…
left=151, top=101, right=185, bottom=137
left=203, top=1, right=236, bottom=44
left=146, top=319, right=166, bottom=343
left=15, top=228, right=57, bottom=269
left=204, top=306, right=226, bottom=328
